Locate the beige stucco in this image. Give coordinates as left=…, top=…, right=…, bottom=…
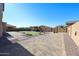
left=67, top=22, right=79, bottom=47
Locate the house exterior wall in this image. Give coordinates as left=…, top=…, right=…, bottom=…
left=58, top=27, right=67, bottom=32
left=2, top=22, right=6, bottom=33
left=0, top=3, right=4, bottom=22
left=0, top=22, right=3, bottom=37
left=0, top=3, right=4, bottom=12
left=0, top=12, right=3, bottom=22
left=0, top=3, right=4, bottom=37
left=54, top=27, right=67, bottom=33
left=67, top=22, right=79, bottom=47
left=6, top=26, right=16, bottom=31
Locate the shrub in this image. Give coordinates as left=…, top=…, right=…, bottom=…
left=26, top=33, right=33, bottom=36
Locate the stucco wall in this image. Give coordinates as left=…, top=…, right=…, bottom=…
left=0, top=3, right=4, bottom=37
left=0, top=3, right=3, bottom=22
left=67, top=22, right=79, bottom=47
left=54, top=27, right=67, bottom=33
left=2, top=22, right=6, bottom=33
left=0, top=22, right=3, bottom=37
left=0, top=3, right=3, bottom=12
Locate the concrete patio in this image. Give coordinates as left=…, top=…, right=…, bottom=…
left=0, top=32, right=79, bottom=56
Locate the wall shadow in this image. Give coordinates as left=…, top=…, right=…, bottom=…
left=0, top=33, right=34, bottom=56
left=3, top=32, right=13, bottom=38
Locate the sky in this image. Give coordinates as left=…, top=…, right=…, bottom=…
left=3, top=3, right=79, bottom=27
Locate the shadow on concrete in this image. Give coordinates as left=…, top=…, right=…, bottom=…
left=3, top=32, right=13, bottom=38
left=64, top=33, right=79, bottom=56
left=0, top=33, right=34, bottom=56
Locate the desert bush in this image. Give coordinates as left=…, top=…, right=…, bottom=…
left=26, top=33, right=32, bottom=36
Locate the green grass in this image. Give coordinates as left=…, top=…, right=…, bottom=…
left=23, top=31, right=40, bottom=36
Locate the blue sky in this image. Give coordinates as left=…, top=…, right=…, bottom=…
left=3, top=3, right=79, bottom=27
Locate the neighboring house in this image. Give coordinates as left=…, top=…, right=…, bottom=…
left=53, top=26, right=67, bottom=33
left=67, top=21, right=79, bottom=47
left=0, top=3, right=4, bottom=37
left=6, top=24, right=16, bottom=31
left=53, top=21, right=78, bottom=33
left=30, top=26, right=53, bottom=32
